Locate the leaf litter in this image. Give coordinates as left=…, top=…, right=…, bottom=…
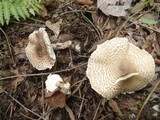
left=0, top=0, right=160, bottom=120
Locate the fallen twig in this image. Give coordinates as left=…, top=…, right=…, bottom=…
left=65, top=104, right=75, bottom=120
left=78, top=94, right=85, bottom=119
left=93, top=99, right=101, bottom=120
left=135, top=79, right=160, bottom=120
left=0, top=28, right=15, bottom=64
left=71, top=77, right=87, bottom=96
left=0, top=62, right=87, bottom=80
left=2, top=89, right=47, bottom=120
left=60, top=10, right=95, bottom=16
left=81, top=12, right=102, bottom=40
left=20, top=112, right=38, bottom=120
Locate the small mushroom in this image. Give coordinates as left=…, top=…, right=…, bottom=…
left=45, top=74, right=71, bottom=95
left=86, top=37, right=155, bottom=99
left=25, top=28, right=56, bottom=70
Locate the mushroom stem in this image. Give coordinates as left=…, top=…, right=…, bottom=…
left=51, top=41, right=72, bottom=50
left=51, top=41, right=81, bottom=53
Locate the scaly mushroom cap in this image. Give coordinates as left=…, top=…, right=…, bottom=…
left=86, top=37, right=155, bottom=99
left=25, top=28, right=56, bottom=70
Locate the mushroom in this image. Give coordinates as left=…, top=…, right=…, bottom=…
left=86, top=37, right=155, bottom=100
left=25, top=28, right=56, bottom=70
left=45, top=74, right=71, bottom=95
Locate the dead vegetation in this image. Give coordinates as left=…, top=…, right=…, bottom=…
left=0, top=0, right=160, bottom=120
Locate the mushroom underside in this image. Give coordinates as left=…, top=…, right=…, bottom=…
left=86, top=37, right=155, bottom=99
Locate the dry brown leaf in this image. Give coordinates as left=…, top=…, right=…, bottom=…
left=0, top=86, right=4, bottom=94
left=155, top=58, right=160, bottom=65
left=45, top=91, right=66, bottom=108
left=39, top=7, right=48, bottom=17
left=91, top=12, right=100, bottom=27
left=98, top=0, right=131, bottom=17
left=108, top=99, right=123, bottom=117
left=45, top=19, right=62, bottom=38
left=14, top=47, right=25, bottom=55
left=75, top=0, right=93, bottom=5
left=0, top=70, right=14, bottom=77
left=105, top=18, right=117, bottom=30
left=11, top=77, right=25, bottom=89
left=42, top=0, right=54, bottom=5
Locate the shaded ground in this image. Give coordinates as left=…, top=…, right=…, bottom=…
left=0, top=0, right=160, bottom=120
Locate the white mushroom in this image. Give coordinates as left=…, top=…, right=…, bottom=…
left=86, top=37, right=155, bottom=99
left=45, top=74, right=71, bottom=94
left=25, top=28, right=56, bottom=70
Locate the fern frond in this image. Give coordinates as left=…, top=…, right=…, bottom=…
left=21, top=6, right=30, bottom=18
left=3, top=1, right=10, bottom=25
left=16, top=6, right=26, bottom=20
left=0, top=0, right=44, bottom=26
left=34, top=3, right=43, bottom=10
left=30, top=4, right=40, bottom=14
left=0, top=2, right=4, bottom=25
left=14, top=0, right=23, bottom=5
left=10, top=3, right=20, bottom=21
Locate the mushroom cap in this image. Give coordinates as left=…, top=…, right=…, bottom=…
left=86, top=37, right=155, bottom=99
left=25, top=28, right=56, bottom=70
left=45, top=74, right=63, bottom=92
left=45, top=74, right=71, bottom=94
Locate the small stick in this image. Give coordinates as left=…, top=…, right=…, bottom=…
left=41, top=76, right=45, bottom=115
left=0, top=62, right=87, bottom=80
left=81, top=12, right=102, bottom=40
left=71, top=77, right=87, bottom=96
left=71, top=77, right=87, bottom=88
left=93, top=100, right=101, bottom=120
left=0, top=28, right=15, bottom=64
left=60, top=10, right=95, bottom=16
left=9, top=103, right=13, bottom=120
left=135, top=79, right=160, bottom=120
left=116, top=11, right=139, bottom=36
left=2, top=89, right=47, bottom=120
left=38, top=107, right=54, bottom=120
left=20, top=112, right=37, bottom=120
left=78, top=94, right=85, bottom=119
left=65, top=104, right=75, bottom=120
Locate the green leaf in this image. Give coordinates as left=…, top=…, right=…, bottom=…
left=0, top=0, right=44, bottom=26
left=10, top=3, right=20, bottom=21
left=29, top=8, right=35, bottom=16
left=30, top=4, right=40, bottom=13
left=34, top=3, right=43, bottom=10
left=140, top=16, right=157, bottom=25
left=14, top=0, right=22, bottom=5
left=0, top=2, right=4, bottom=25
left=130, top=2, right=147, bottom=14
left=147, top=0, right=154, bottom=6
left=16, top=6, right=26, bottom=20
left=21, top=6, right=30, bottom=18
left=3, top=1, right=10, bottom=25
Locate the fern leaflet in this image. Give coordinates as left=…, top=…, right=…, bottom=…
left=0, top=0, right=44, bottom=25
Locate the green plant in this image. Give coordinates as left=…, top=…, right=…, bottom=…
left=0, top=0, right=44, bottom=25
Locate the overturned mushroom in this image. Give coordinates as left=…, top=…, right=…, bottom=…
left=25, top=28, right=56, bottom=70
left=86, top=37, right=155, bottom=100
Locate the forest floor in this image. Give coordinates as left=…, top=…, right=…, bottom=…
left=0, top=0, right=160, bottom=120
